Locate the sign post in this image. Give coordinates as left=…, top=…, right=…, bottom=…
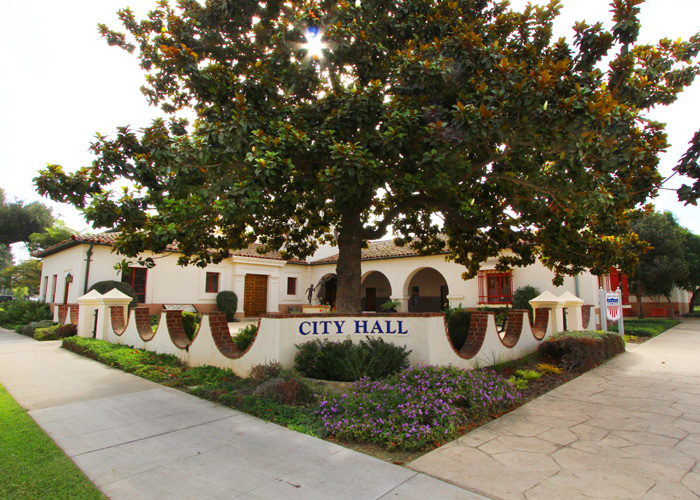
left=599, top=288, right=624, bottom=336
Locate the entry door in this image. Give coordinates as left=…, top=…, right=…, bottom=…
left=244, top=274, right=268, bottom=317
left=366, top=288, right=376, bottom=311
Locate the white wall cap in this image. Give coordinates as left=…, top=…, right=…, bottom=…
left=101, top=288, right=134, bottom=305
left=77, top=289, right=103, bottom=304
left=558, top=291, right=584, bottom=306
left=529, top=290, right=562, bottom=307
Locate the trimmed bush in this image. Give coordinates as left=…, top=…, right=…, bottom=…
left=181, top=311, right=201, bottom=341
left=538, top=331, right=625, bottom=372
left=216, top=291, right=238, bottom=321
left=34, top=323, right=77, bottom=341
left=0, top=300, right=51, bottom=329
left=294, top=337, right=411, bottom=382
left=233, top=324, right=257, bottom=351
left=17, top=320, right=56, bottom=338
left=447, top=310, right=472, bottom=351
left=88, top=280, right=138, bottom=308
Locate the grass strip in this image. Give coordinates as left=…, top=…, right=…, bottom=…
left=611, top=318, right=681, bottom=337
left=0, top=383, right=106, bottom=500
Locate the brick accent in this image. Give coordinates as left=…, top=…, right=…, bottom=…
left=261, top=312, right=446, bottom=319
left=166, top=310, right=192, bottom=350
left=532, top=308, right=550, bottom=340
left=69, top=305, right=79, bottom=325
left=209, top=312, right=246, bottom=359
left=582, top=305, right=593, bottom=329
left=58, top=304, right=70, bottom=325
left=110, top=306, right=127, bottom=335
left=135, top=307, right=155, bottom=341
left=458, top=311, right=488, bottom=360
left=500, top=310, right=525, bottom=348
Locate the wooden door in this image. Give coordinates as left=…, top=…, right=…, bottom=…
left=366, top=288, right=376, bottom=311
left=244, top=274, right=268, bottom=317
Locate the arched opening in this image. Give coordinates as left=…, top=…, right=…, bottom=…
left=405, top=268, right=449, bottom=313
left=361, top=271, right=393, bottom=312
left=314, top=273, right=337, bottom=308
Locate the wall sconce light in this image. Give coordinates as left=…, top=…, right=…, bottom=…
left=65, top=273, right=73, bottom=284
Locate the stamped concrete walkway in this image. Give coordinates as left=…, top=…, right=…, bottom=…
left=0, top=329, right=483, bottom=500
left=410, top=319, right=700, bottom=499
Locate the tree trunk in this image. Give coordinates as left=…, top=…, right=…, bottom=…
left=636, top=292, right=644, bottom=319
left=334, top=211, right=363, bottom=314
left=667, top=296, right=675, bottom=319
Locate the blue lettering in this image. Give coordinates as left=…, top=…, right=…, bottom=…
left=299, top=322, right=312, bottom=335
left=385, top=321, right=397, bottom=334
left=355, top=320, right=368, bottom=334
left=319, top=320, right=331, bottom=334
left=370, top=321, right=384, bottom=334
left=397, top=321, right=408, bottom=334
left=312, top=321, right=318, bottom=335
left=333, top=321, right=345, bottom=334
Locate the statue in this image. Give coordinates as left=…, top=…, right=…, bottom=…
left=305, top=283, right=316, bottom=304
left=315, top=276, right=329, bottom=305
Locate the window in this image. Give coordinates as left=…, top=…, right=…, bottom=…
left=205, top=272, right=220, bottom=293
left=122, top=267, right=147, bottom=303
left=478, top=270, right=513, bottom=304
left=287, top=277, right=297, bottom=295
left=43, top=276, right=48, bottom=301
left=51, top=275, right=57, bottom=303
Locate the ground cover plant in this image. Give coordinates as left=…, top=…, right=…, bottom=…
left=318, top=365, right=519, bottom=451
left=610, top=318, right=680, bottom=337
left=0, top=383, right=106, bottom=500
left=34, top=323, right=77, bottom=341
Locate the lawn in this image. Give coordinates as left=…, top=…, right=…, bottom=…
left=611, top=317, right=681, bottom=337
left=0, top=384, right=106, bottom=500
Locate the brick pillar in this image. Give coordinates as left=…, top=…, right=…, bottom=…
left=501, top=310, right=524, bottom=348
left=458, top=311, right=488, bottom=359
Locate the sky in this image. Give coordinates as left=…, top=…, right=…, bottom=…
left=1, top=0, right=699, bottom=262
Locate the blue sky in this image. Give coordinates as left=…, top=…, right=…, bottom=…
left=1, top=0, right=698, bottom=261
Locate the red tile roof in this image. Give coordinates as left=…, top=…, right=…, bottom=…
left=34, top=233, right=445, bottom=265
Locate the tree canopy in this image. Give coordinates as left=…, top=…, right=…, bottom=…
left=36, top=0, right=700, bottom=312
left=0, top=260, right=42, bottom=296
left=0, top=189, right=54, bottom=247
left=624, top=209, right=700, bottom=318
left=27, top=222, right=80, bottom=255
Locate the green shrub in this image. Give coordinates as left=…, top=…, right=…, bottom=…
left=181, top=311, right=201, bottom=341
left=253, top=370, right=317, bottom=405
left=538, top=331, right=625, bottom=372
left=447, top=310, right=472, bottom=351
left=512, top=285, right=541, bottom=321
left=17, top=319, right=56, bottom=338
left=149, top=313, right=161, bottom=332
left=88, top=281, right=138, bottom=308
left=294, top=337, right=411, bottom=382
left=34, top=323, right=77, bottom=341
left=0, top=300, right=51, bottom=329
left=216, top=291, right=238, bottom=321
left=233, top=324, right=257, bottom=351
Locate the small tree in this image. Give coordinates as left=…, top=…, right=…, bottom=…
left=36, top=0, right=700, bottom=313
left=626, top=210, right=689, bottom=319
left=0, top=260, right=42, bottom=296
left=216, top=291, right=238, bottom=321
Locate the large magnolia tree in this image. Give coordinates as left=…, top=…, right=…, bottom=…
left=36, top=0, right=700, bottom=313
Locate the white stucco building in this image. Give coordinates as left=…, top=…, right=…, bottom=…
left=35, top=232, right=691, bottom=321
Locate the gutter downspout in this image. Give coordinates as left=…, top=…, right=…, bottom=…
left=83, top=244, right=94, bottom=294
left=574, top=275, right=580, bottom=298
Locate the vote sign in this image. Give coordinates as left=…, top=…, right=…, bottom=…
left=605, top=292, right=621, bottom=322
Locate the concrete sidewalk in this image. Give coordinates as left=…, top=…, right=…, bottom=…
left=410, top=319, right=700, bottom=499
left=0, top=329, right=484, bottom=500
